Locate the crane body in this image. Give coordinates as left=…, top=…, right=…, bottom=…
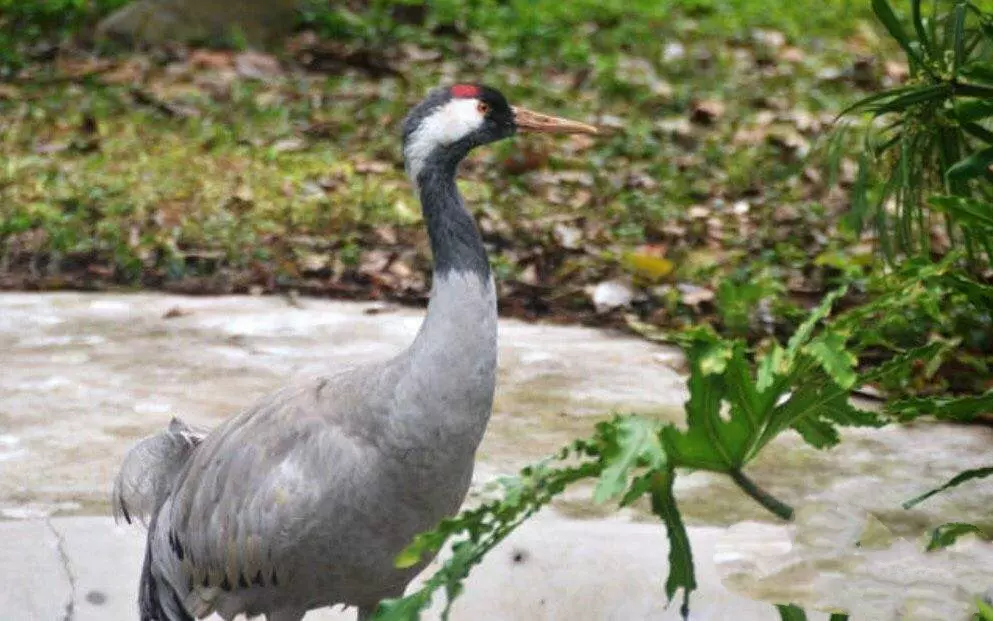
left=114, top=84, right=597, bottom=621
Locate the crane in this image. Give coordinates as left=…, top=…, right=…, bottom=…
left=113, top=84, right=598, bottom=621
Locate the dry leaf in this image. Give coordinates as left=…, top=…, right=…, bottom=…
left=588, top=280, right=634, bottom=313
left=690, top=99, right=725, bottom=125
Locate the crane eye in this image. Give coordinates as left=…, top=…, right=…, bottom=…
left=476, top=101, right=489, bottom=115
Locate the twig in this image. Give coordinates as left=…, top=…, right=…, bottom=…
left=729, top=469, right=794, bottom=521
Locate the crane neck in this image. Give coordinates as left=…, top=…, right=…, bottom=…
left=398, top=155, right=498, bottom=441
left=414, top=156, right=490, bottom=280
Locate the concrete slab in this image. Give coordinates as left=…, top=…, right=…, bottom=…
left=5, top=515, right=807, bottom=621
left=0, top=519, right=73, bottom=620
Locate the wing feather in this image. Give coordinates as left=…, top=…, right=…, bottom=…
left=163, top=383, right=366, bottom=600
left=113, top=417, right=206, bottom=526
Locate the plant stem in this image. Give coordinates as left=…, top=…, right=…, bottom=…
left=729, top=469, right=794, bottom=520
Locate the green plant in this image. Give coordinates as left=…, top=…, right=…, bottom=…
left=371, top=288, right=941, bottom=620
left=834, top=0, right=993, bottom=265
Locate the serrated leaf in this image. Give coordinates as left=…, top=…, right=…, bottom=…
left=791, top=417, right=841, bottom=448
left=786, top=286, right=848, bottom=360
left=594, top=416, right=665, bottom=503
left=859, top=341, right=949, bottom=385
left=887, top=390, right=993, bottom=422
left=804, top=331, right=858, bottom=389
left=394, top=531, right=445, bottom=569
left=699, top=340, right=734, bottom=375
left=374, top=592, right=430, bottom=620
left=650, top=470, right=695, bottom=620
left=926, top=522, right=987, bottom=551
left=904, top=465, right=993, bottom=508
left=757, top=344, right=787, bottom=392
left=619, top=472, right=654, bottom=507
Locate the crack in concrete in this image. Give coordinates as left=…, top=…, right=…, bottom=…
left=46, top=519, right=76, bottom=621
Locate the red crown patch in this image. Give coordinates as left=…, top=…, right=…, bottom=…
left=450, top=84, right=481, bottom=98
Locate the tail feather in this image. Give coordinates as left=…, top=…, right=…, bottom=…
left=140, top=519, right=194, bottom=621
left=116, top=418, right=206, bottom=621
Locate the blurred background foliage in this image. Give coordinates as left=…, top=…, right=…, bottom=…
left=0, top=0, right=991, bottom=396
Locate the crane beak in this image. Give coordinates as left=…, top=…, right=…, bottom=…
left=512, top=106, right=599, bottom=135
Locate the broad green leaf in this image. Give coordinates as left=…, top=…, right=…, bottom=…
left=663, top=367, right=733, bottom=471
left=904, top=465, right=993, bottom=508
left=804, top=331, right=858, bottom=389
left=756, top=344, right=787, bottom=392
left=650, top=470, right=695, bottom=620
left=947, top=146, right=993, bottom=182
left=791, top=417, right=841, bottom=449
left=776, top=603, right=809, bottom=621
left=926, top=522, right=987, bottom=551
left=699, top=340, right=734, bottom=375
left=665, top=342, right=760, bottom=470
left=594, top=416, right=665, bottom=503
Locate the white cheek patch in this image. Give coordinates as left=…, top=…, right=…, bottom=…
left=405, top=98, right=485, bottom=184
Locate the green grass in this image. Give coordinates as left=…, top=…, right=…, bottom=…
left=0, top=2, right=885, bottom=296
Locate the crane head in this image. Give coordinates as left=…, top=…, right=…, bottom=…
left=403, top=84, right=598, bottom=183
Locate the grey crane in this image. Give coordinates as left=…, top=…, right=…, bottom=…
left=113, top=84, right=598, bottom=621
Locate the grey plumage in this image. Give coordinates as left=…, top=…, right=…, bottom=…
left=115, top=84, right=596, bottom=621
left=117, top=87, right=503, bottom=621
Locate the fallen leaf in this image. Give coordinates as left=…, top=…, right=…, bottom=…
left=189, top=49, right=234, bottom=70
left=588, top=280, right=634, bottom=313
left=162, top=307, right=192, bottom=319
left=234, top=51, right=282, bottom=80
left=690, top=99, right=725, bottom=125
left=553, top=223, right=583, bottom=250
left=0, top=84, right=22, bottom=99
left=270, top=137, right=307, bottom=153
left=678, top=283, right=715, bottom=306
left=355, top=159, right=392, bottom=174
left=623, top=252, right=674, bottom=283
left=688, top=205, right=710, bottom=219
